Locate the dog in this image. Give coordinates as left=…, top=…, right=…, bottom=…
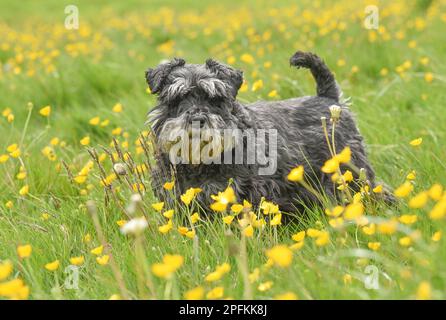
left=145, top=51, right=392, bottom=214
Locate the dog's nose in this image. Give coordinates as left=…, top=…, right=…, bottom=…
left=192, top=114, right=207, bottom=127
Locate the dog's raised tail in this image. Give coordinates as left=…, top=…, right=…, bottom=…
left=290, top=51, right=341, bottom=102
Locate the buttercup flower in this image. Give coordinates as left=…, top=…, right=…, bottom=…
left=287, top=165, right=304, bottom=182
left=266, top=245, right=293, bottom=267
left=184, top=286, right=204, bottom=300
left=17, top=245, right=32, bottom=258
left=39, top=106, right=51, bottom=117
left=45, top=260, right=60, bottom=271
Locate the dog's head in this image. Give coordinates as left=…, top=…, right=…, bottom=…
left=146, top=58, right=252, bottom=162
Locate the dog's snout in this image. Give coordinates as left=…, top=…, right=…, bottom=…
left=192, top=114, right=207, bottom=127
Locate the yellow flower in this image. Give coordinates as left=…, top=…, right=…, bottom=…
left=185, top=230, right=196, bottom=239
left=321, top=158, right=339, bottom=173
left=292, top=231, right=306, bottom=242
left=368, top=242, right=381, bottom=251
left=181, top=187, right=202, bottom=206
left=100, top=119, right=109, bottom=127
left=251, top=79, right=263, bottom=92
left=2, top=107, right=12, bottom=117
left=290, top=241, right=304, bottom=250
left=163, top=209, right=175, bottom=219
left=83, top=234, right=92, bottom=243
left=307, top=228, right=322, bottom=238
left=151, top=254, right=184, bottom=279
left=18, top=184, right=29, bottom=196
left=109, top=294, right=122, bottom=300
left=90, top=245, right=103, bottom=255
left=10, top=149, right=21, bottom=158
left=268, top=90, right=278, bottom=98
left=406, top=170, right=416, bottom=180
left=163, top=181, right=174, bottom=190
left=377, top=219, right=398, bottom=235
left=230, top=204, right=244, bottom=214
left=432, top=231, right=442, bottom=242
left=343, top=203, right=364, bottom=220
left=80, top=136, right=90, bottom=146
left=409, top=137, right=423, bottom=146
left=287, top=165, right=304, bottom=182
left=424, top=72, right=433, bottom=83
left=112, top=127, right=122, bottom=136
left=315, top=231, right=330, bottom=246
left=260, top=200, right=279, bottom=215
left=325, top=206, right=343, bottom=217
left=240, top=53, right=254, bottom=64
left=206, top=286, right=224, bottom=299
left=429, top=200, right=446, bottom=220
left=205, top=263, right=231, bottom=282
left=69, top=256, right=85, bottom=266
left=428, top=184, right=443, bottom=200
left=89, top=116, right=100, bottom=125
left=394, top=181, right=413, bottom=198
left=7, top=144, right=18, bottom=154
left=329, top=217, right=344, bottom=228
left=0, top=154, right=9, bottom=163
left=270, top=213, right=282, bottom=226
left=6, top=200, right=13, bottom=209
left=112, top=103, right=123, bottom=113
left=96, top=255, right=110, bottom=266
left=50, top=137, right=61, bottom=146
left=222, top=215, right=234, bottom=225
left=342, top=170, right=353, bottom=182
left=39, top=105, right=51, bottom=117
left=243, top=199, right=252, bottom=209
left=0, top=278, right=30, bottom=300
left=151, top=202, right=164, bottom=212
left=178, top=227, right=188, bottom=235
left=184, top=286, right=204, bottom=300
left=159, top=220, right=173, bottom=234
left=243, top=225, right=254, bottom=237
left=248, top=268, right=260, bottom=283
left=45, top=260, right=60, bottom=271
left=257, top=281, right=273, bottom=292
left=274, top=292, right=298, bottom=300
left=373, top=185, right=383, bottom=193
left=116, top=220, right=127, bottom=227
left=399, top=236, right=412, bottom=247
left=0, top=260, right=13, bottom=281
left=343, top=274, right=353, bottom=285
left=335, top=147, right=351, bottom=163
left=74, top=175, right=87, bottom=184
left=265, top=245, right=293, bottom=268
left=210, top=202, right=227, bottom=212
left=416, top=281, right=431, bottom=300
left=398, top=214, right=417, bottom=225
left=211, top=187, right=236, bottom=207
left=190, top=212, right=200, bottom=224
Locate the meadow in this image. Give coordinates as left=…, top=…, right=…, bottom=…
left=1, top=0, right=446, bottom=300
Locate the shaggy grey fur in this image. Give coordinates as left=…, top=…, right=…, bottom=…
left=145, top=51, right=392, bottom=214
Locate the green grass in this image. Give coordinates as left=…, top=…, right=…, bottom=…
left=1, top=0, right=446, bottom=300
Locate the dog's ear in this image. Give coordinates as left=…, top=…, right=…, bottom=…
left=145, top=58, right=186, bottom=94
left=205, top=59, right=243, bottom=97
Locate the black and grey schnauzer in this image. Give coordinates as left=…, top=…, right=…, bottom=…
left=145, top=51, right=390, bottom=214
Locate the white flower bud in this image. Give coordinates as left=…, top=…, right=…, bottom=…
left=329, top=105, right=342, bottom=121
left=113, top=162, right=127, bottom=175
left=120, top=217, right=148, bottom=235
left=130, top=193, right=142, bottom=203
